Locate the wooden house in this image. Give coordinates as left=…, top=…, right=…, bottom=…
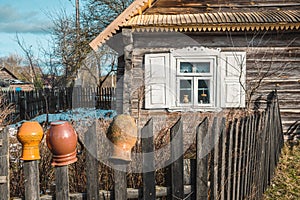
left=0, top=67, right=34, bottom=91
left=90, top=0, right=300, bottom=132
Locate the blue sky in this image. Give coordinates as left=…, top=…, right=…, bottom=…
left=0, top=0, right=74, bottom=57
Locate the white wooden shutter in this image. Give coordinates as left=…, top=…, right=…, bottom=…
left=145, top=53, right=170, bottom=109
left=220, top=52, right=246, bottom=108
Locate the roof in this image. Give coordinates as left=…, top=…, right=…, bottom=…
left=124, top=10, right=300, bottom=32
left=90, top=0, right=153, bottom=50
left=90, top=0, right=300, bottom=50
left=0, top=67, right=18, bottom=80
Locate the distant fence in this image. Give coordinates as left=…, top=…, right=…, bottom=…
left=1, top=87, right=115, bottom=122
left=0, top=91, right=284, bottom=199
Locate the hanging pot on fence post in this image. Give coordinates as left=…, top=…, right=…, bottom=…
left=17, top=121, right=43, bottom=160
left=46, top=121, right=79, bottom=166
left=107, top=114, right=137, bottom=162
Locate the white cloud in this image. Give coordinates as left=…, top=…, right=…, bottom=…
left=0, top=4, right=52, bottom=33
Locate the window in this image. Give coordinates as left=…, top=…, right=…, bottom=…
left=177, top=59, right=215, bottom=107
left=144, top=47, right=246, bottom=110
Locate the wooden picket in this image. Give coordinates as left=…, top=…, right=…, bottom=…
left=0, top=126, right=9, bottom=200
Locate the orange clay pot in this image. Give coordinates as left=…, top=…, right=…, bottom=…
left=107, top=115, right=137, bottom=162
left=46, top=121, right=78, bottom=166
left=17, top=121, right=44, bottom=161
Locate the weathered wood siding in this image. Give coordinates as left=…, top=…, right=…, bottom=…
left=246, top=47, right=300, bottom=132
left=118, top=30, right=299, bottom=133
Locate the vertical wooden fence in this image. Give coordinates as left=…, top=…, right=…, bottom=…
left=1, top=87, right=116, bottom=122
left=0, top=91, right=283, bottom=199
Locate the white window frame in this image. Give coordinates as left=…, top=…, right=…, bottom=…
left=176, top=58, right=214, bottom=76
left=144, top=47, right=246, bottom=110
left=176, top=58, right=216, bottom=108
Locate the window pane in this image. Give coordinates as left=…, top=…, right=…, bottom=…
left=180, top=62, right=192, bottom=73
left=180, top=62, right=210, bottom=73
left=198, top=80, right=210, bottom=104
left=180, top=79, right=192, bottom=103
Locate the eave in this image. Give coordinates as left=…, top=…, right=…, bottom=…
left=89, top=0, right=155, bottom=51
left=123, top=10, right=300, bottom=32
left=90, top=1, right=300, bottom=51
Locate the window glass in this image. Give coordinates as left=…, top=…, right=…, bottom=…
left=180, top=62, right=210, bottom=73
left=179, top=79, right=192, bottom=103
left=197, top=80, right=210, bottom=104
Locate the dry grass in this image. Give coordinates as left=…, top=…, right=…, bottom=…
left=263, top=143, right=300, bottom=200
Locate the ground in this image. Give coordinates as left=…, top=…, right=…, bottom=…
left=264, top=143, right=300, bottom=200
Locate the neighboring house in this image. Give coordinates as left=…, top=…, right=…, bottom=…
left=90, top=0, right=300, bottom=132
left=0, top=67, right=34, bottom=91
left=100, top=74, right=117, bottom=88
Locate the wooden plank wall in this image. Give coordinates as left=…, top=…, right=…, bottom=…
left=246, top=47, right=300, bottom=133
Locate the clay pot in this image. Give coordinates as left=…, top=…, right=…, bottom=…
left=107, top=115, right=137, bottom=162
left=46, top=121, right=78, bottom=166
left=17, top=121, right=44, bottom=160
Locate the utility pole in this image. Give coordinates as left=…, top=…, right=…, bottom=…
left=76, top=0, right=80, bottom=40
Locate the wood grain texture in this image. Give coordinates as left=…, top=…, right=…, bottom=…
left=170, top=118, right=184, bottom=200
left=142, top=119, right=156, bottom=200
left=196, top=118, right=208, bottom=200
left=55, top=166, right=69, bottom=200
left=85, top=122, right=100, bottom=200
left=113, top=163, right=128, bottom=200
left=24, top=161, right=40, bottom=200
left=0, top=128, right=9, bottom=200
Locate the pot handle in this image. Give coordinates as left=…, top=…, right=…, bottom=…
left=77, top=137, right=84, bottom=155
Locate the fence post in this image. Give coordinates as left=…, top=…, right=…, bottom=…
left=196, top=117, right=208, bottom=200
left=227, top=119, right=237, bottom=200
left=85, top=122, right=100, bottom=199
left=170, top=118, right=184, bottom=200
left=258, top=111, right=266, bottom=198
left=47, top=121, right=79, bottom=200
left=237, top=117, right=247, bottom=200
left=220, top=117, right=227, bottom=200
left=55, top=166, right=69, bottom=200
left=19, top=93, right=27, bottom=120
left=113, top=161, right=129, bottom=200
left=17, top=122, right=44, bottom=200
left=142, top=118, right=155, bottom=200
left=209, top=117, right=226, bottom=200
left=0, top=127, right=9, bottom=200
left=24, top=161, right=40, bottom=200
left=108, top=115, right=137, bottom=200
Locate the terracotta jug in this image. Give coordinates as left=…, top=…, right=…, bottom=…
left=46, top=121, right=78, bottom=166
left=107, top=115, right=137, bottom=162
left=17, top=121, right=44, bottom=160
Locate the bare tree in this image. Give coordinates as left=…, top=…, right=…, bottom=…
left=46, top=0, right=132, bottom=87
left=226, top=31, right=298, bottom=110
left=15, top=34, right=45, bottom=89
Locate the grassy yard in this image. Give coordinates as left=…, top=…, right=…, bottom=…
left=263, top=143, right=300, bottom=200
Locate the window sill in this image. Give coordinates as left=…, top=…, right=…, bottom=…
left=167, top=107, right=222, bottom=113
